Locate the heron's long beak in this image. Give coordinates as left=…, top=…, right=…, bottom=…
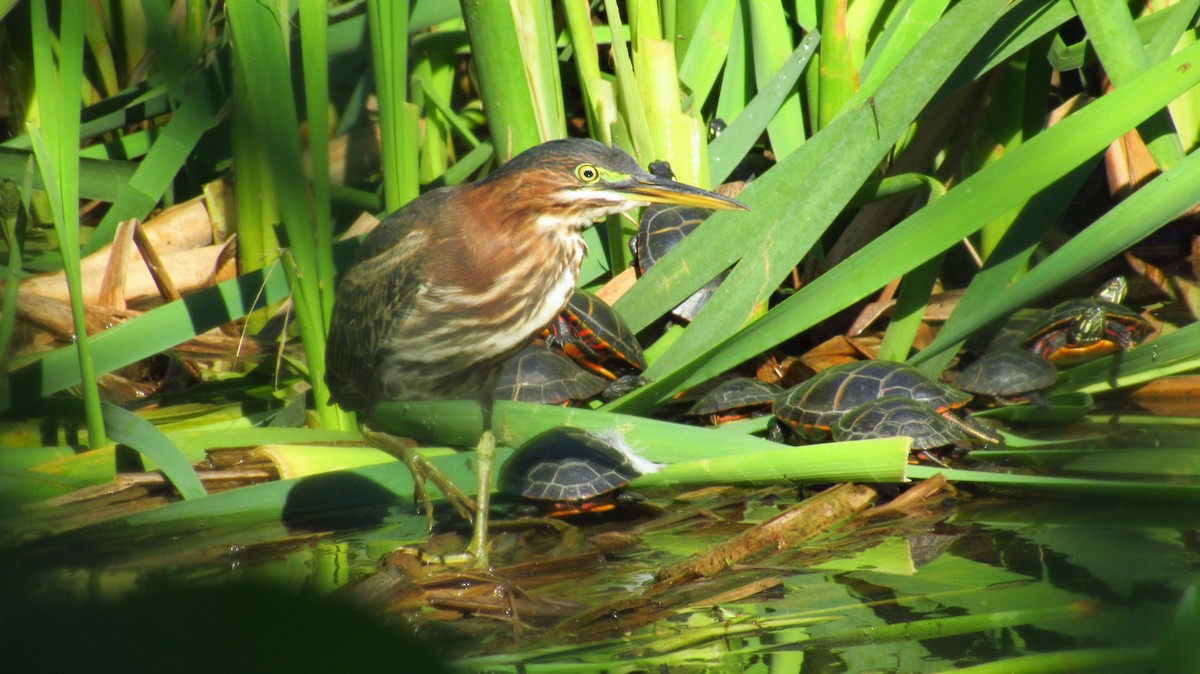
left=619, top=175, right=749, bottom=211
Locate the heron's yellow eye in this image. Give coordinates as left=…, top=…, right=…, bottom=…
left=575, top=164, right=600, bottom=183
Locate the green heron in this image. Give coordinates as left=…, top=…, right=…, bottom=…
left=325, top=138, right=747, bottom=567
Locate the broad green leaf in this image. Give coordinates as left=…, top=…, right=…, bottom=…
left=376, top=399, right=910, bottom=483
left=40, top=400, right=206, bottom=500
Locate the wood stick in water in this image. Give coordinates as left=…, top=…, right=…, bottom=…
left=653, top=482, right=878, bottom=588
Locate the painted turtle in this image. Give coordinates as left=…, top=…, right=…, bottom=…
left=975, top=309, right=1044, bottom=353
left=831, top=396, right=970, bottom=450
left=632, top=203, right=727, bottom=322
left=545, top=289, right=647, bottom=380
left=980, top=277, right=1133, bottom=355
left=1094, top=275, right=1128, bottom=303
left=494, top=345, right=608, bottom=405
left=687, top=377, right=783, bottom=424
left=772, top=360, right=1000, bottom=444
left=498, top=426, right=656, bottom=515
left=955, top=347, right=1057, bottom=405
left=1022, top=285, right=1150, bottom=366
left=631, top=163, right=727, bottom=323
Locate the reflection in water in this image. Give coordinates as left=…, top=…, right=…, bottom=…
left=7, top=420, right=1200, bottom=670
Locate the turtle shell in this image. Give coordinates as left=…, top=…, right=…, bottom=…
left=494, top=345, right=607, bottom=404
left=974, top=309, right=1044, bottom=353
left=772, top=360, right=972, bottom=440
left=1022, top=298, right=1150, bottom=365
left=688, top=378, right=783, bottom=416
left=498, top=427, right=640, bottom=503
left=831, top=397, right=967, bottom=450
left=634, top=204, right=727, bottom=322
left=956, top=348, right=1057, bottom=398
left=636, top=204, right=707, bottom=272
left=546, top=289, right=646, bottom=379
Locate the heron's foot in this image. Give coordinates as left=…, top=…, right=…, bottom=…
left=402, top=448, right=479, bottom=529
left=362, top=428, right=477, bottom=530
left=465, top=430, right=497, bottom=570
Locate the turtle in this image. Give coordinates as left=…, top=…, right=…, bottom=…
left=498, top=426, right=657, bottom=515
left=631, top=203, right=727, bottom=322
left=494, top=344, right=608, bottom=405
left=772, top=360, right=1000, bottom=445
left=831, top=396, right=971, bottom=450
left=545, top=289, right=647, bottom=381
left=1022, top=296, right=1150, bottom=366
left=974, top=309, right=1045, bottom=353
left=955, top=347, right=1058, bottom=405
left=687, top=377, right=783, bottom=424
left=1094, top=275, right=1129, bottom=303
left=628, top=162, right=728, bottom=323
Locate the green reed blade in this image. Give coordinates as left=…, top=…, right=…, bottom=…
left=708, top=31, right=819, bottom=184
left=367, top=0, right=418, bottom=211
left=299, top=0, right=335, bottom=324
left=460, top=1, right=559, bottom=156
left=610, top=0, right=1015, bottom=414
left=616, top=23, right=1200, bottom=414
left=817, top=0, right=855, bottom=130
left=1074, top=0, right=1185, bottom=169
left=100, top=403, right=206, bottom=500
left=915, top=132, right=1200, bottom=366
left=677, top=0, right=736, bottom=110
left=28, top=0, right=105, bottom=447
left=746, top=0, right=807, bottom=157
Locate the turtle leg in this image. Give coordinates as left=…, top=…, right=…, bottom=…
left=361, top=426, right=477, bottom=529
left=911, top=448, right=953, bottom=468
left=942, top=412, right=1004, bottom=446
left=600, top=374, right=647, bottom=402
left=1026, top=391, right=1052, bottom=409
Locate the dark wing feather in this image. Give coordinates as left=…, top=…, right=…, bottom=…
left=325, top=206, right=433, bottom=412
